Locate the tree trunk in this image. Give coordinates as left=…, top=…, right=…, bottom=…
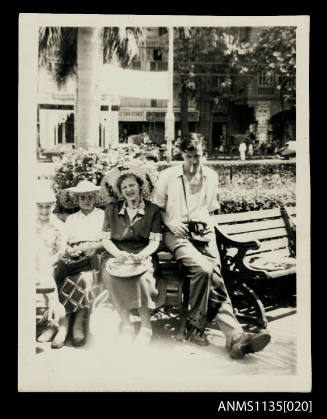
left=180, top=82, right=189, bottom=137
left=199, top=99, right=213, bottom=153
left=279, top=78, right=289, bottom=146
left=76, top=28, right=103, bottom=149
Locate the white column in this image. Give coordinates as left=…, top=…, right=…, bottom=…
left=107, top=94, right=120, bottom=146
left=39, top=108, right=47, bottom=149
left=62, top=122, right=66, bottom=144
left=53, top=125, right=57, bottom=145
left=165, top=27, right=175, bottom=163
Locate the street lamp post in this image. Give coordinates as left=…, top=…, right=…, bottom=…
left=165, top=27, right=175, bottom=163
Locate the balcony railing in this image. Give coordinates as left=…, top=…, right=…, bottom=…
left=150, top=61, right=168, bottom=71
left=130, top=61, right=168, bottom=71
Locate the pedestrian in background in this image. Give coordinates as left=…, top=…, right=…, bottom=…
left=239, top=141, right=247, bottom=161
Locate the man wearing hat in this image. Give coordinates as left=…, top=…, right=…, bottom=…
left=53, top=180, right=105, bottom=347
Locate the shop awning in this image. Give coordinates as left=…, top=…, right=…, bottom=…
left=101, top=64, right=169, bottom=100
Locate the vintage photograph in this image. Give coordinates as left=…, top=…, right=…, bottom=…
left=18, top=14, right=310, bottom=392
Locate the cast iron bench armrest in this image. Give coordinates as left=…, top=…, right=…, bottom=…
left=214, top=224, right=260, bottom=251
left=214, top=224, right=268, bottom=278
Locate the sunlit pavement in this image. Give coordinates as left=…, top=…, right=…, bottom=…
left=34, top=311, right=297, bottom=392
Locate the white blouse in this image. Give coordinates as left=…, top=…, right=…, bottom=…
left=65, top=208, right=104, bottom=244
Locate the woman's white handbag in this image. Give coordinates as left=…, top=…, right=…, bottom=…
left=86, top=290, right=120, bottom=351
left=106, top=257, right=152, bottom=278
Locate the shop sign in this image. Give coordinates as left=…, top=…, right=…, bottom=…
left=119, top=110, right=146, bottom=121
left=146, top=39, right=167, bottom=48
left=146, top=111, right=199, bottom=122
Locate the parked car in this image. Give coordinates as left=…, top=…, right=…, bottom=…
left=37, top=147, right=65, bottom=162
left=37, top=144, right=74, bottom=162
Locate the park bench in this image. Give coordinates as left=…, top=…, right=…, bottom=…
left=47, top=205, right=296, bottom=339
left=156, top=204, right=296, bottom=336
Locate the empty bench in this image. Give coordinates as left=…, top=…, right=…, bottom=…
left=214, top=205, right=296, bottom=329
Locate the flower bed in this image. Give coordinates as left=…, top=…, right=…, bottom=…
left=158, top=160, right=296, bottom=213
left=51, top=149, right=295, bottom=215
left=52, top=145, right=159, bottom=214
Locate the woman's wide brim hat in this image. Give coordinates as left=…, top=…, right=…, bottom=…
left=100, top=164, right=157, bottom=202
left=66, top=180, right=101, bottom=194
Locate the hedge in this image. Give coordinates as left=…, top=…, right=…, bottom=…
left=51, top=148, right=295, bottom=214
left=158, top=160, right=296, bottom=213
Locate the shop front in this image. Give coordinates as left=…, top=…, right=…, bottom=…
left=146, top=110, right=199, bottom=145
left=118, top=109, right=148, bottom=142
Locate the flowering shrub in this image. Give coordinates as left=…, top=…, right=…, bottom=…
left=158, top=160, right=296, bottom=213
left=52, top=145, right=159, bottom=214
left=218, top=182, right=295, bottom=213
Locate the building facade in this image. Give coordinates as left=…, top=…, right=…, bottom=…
left=37, top=27, right=295, bottom=154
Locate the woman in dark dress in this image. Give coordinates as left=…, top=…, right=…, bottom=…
left=101, top=169, right=162, bottom=346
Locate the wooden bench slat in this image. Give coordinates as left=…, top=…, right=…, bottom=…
left=218, top=218, right=287, bottom=235
left=216, top=207, right=296, bottom=224
left=245, top=238, right=291, bottom=256
left=216, top=208, right=282, bottom=224
left=266, top=266, right=296, bottom=278
left=230, top=227, right=289, bottom=242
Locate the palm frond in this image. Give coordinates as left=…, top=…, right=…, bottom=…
left=39, top=27, right=78, bottom=85
left=103, top=27, right=146, bottom=67
left=38, top=27, right=62, bottom=65
left=55, top=28, right=77, bottom=85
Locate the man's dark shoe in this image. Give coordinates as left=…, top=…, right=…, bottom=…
left=229, top=331, right=271, bottom=359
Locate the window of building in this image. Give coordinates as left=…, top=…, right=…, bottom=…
left=258, top=72, right=275, bottom=87
left=151, top=99, right=157, bottom=107
left=153, top=49, right=163, bottom=61
left=159, top=27, right=167, bottom=36
left=146, top=48, right=153, bottom=61
left=131, top=61, right=141, bottom=70
left=158, top=61, right=168, bottom=71
left=150, top=61, right=157, bottom=71
left=239, top=27, right=250, bottom=43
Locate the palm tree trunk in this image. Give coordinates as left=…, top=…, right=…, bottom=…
left=76, top=28, right=103, bottom=149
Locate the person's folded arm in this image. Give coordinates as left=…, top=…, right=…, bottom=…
left=102, top=232, right=130, bottom=260
left=138, top=240, right=160, bottom=259
left=137, top=211, right=162, bottom=259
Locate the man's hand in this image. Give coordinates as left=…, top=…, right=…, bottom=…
left=168, top=221, right=189, bottom=238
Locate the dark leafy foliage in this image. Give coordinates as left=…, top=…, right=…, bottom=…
left=158, top=161, right=295, bottom=213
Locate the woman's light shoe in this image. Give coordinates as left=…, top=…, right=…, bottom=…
left=37, top=326, right=57, bottom=343
left=51, top=325, right=68, bottom=349
left=134, top=327, right=152, bottom=347
left=119, top=325, right=135, bottom=345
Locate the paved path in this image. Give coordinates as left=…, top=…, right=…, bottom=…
left=34, top=310, right=297, bottom=392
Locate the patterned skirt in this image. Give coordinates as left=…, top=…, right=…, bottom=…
left=54, top=250, right=103, bottom=314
